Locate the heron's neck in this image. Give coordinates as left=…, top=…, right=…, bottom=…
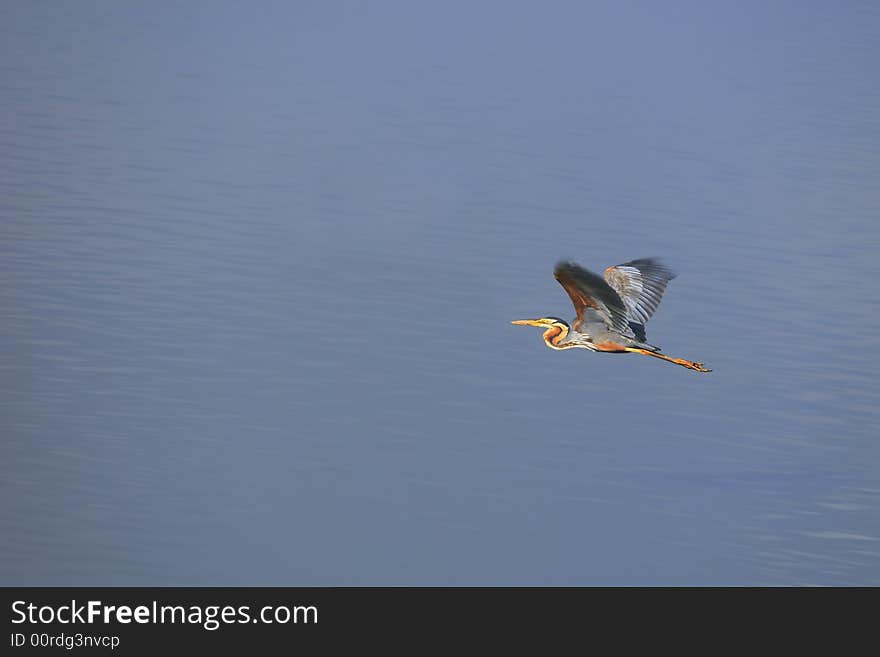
left=542, top=323, right=570, bottom=350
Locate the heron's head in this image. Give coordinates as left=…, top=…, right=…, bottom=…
left=510, top=317, right=567, bottom=330
left=511, top=317, right=570, bottom=349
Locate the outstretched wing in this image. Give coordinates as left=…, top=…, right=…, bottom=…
left=553, top=261, right=631, bottom=335
left=603, top=258, right=676, bottom=326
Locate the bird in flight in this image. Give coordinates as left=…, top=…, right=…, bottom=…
left=512, top=258, right=711, bottom=372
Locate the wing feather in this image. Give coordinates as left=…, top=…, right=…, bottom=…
left=603, top=258, right=676, bottom=326
left=553, top=261, right=631, bottom=335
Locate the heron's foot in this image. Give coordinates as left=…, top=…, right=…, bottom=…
left=625, top=347, right=712, bottom=373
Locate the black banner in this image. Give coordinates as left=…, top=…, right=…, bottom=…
left=1, top=587, right=869, bottom=652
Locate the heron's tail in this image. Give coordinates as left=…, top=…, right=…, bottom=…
left=634, top=341, right=662, bottom=352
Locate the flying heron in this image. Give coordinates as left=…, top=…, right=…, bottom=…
left=512, top=259, right=711, bottom=372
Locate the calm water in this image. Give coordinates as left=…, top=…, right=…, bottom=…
left=2, top=2, right=878, bottom=585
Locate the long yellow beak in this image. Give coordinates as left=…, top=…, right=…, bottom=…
left=511, top=319, right=543, bottom=327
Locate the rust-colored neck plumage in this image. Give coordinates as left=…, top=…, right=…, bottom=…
left=542, top=321, right=570, bottom=349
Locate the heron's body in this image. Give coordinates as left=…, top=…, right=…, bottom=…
left=512, top=259, right=711, bottom=372
left=535, top=314, right=648, bottom=352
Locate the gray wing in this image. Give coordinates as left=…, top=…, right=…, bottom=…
left=603, top=258, right=677, bottom=326
left=554, top=261, right=633, bottom=335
